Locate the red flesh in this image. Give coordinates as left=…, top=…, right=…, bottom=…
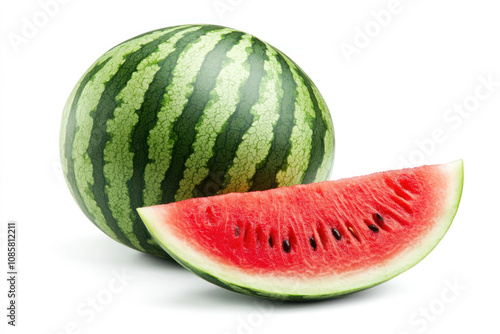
left=153, top=165, right=451, bottom=277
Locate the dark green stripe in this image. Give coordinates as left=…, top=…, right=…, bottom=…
left=116, top=24, right=225, bottom=48
left=127, top=25, right=225, bottom=251
left=63, top=58, right=111, bottom=232
left=248, top=50, right=296, bottom=191
left=193, top=37, right=268, bottom=198
left=87, top=26, right=194, bottom=249
left=295, top=67, right=329, bottom=184
left=160, top=31, right=246, bottom=203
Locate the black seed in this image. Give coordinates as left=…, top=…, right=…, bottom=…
left=235, top=226, right=240, bottom=237
left=368, top=224, right=380, bottom=233
left=332, top=228, right=341, bottom=241
left=376, top=213, right=384, bottom=223
left=283, top=240, right=291, bottom=253
left=310, top=237, right=317, bottom=250
left=268, top=235, right=273, bottom=248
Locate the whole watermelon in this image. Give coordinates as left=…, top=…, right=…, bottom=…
left=60, top=24, right=335, bottom=257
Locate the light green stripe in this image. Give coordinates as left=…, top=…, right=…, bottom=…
left=221, top=46, right=283, bottom=193
left=71, top=29, right=173, bottom=237
left=60, top=79, right=84, bottom=200
left=311, top=84, right=334, bottom=182
left=174, top=34, right=253, bottom=201
left=275, top=58, right=316, bottom=187
left=103, top=28, right=191, bottom=250
left=143, top=28, right=233, bottom=206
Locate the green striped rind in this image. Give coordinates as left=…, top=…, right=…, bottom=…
left=103, top=26, right=199, bottom=252
left=276, top=50, right=335, bottom=185
left=60, top=24, right=335, bottom=256
left=160, top=29, right=246, bottom=204
left=175, top=34, right=254, bottom=200
left=153, top=235, right=378, bottom=301
left=141, top=26, right=229, bottom=206
left=308, top=81, right=335, bottom=182
left=219, top=45, right=282, bottom=193
left=60, top=58, right=118, bottom=240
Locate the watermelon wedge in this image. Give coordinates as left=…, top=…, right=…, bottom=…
left=137, top=161, right=463, bottom=300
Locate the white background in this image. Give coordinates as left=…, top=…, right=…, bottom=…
left=1, top=0, right=499, bottom=333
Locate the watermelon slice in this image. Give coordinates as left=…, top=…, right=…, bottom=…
left=137, top=161, right=463, bottom=300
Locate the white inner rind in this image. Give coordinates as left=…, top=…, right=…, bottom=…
left=138, top=161, right=463, bottom=297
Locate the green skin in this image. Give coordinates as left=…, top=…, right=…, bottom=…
left=151, top=234, right=379, bottom=301
left=60, top=24, right=335, bottom=257
left=138, top=161, right=463, bottom=300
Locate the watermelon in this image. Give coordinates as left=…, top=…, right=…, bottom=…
left=137, top=161, right=463, bottom=300
left=59, top=24, right=335, bottom=257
